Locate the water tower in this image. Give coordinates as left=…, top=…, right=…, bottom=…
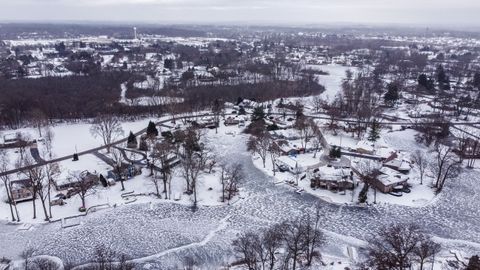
left=133, top=27, right=138, bottom=40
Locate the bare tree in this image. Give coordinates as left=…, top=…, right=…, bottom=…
left=16, top=133, right=31, bottom=161
left=263, top=224, right=284, bottom=270
left=29, top=108, right=48, bottom=138
left=219, top=163, right=228, bottom=202
left=294, top=116, right=316, bottom=149
left=21, top=247, right=36, bottom=270
left=117, top=253, right=135, bottom=270
left=311, top=125, right=326, bottom=158
left=310, top=96, right=324, bottom=114
left=44, top=161, right=60, bottom=219
left=40, top=142, right=60, bottom=219
left=325, top=96, right=343, bottom=135
left=356, top=160, right=381, bottom=203
left=0, top=151, right=18, bottom=221
left=35, top=169, right=51, bottom=221
left=42, top=126, right=55, bottom=160
left=303, top=204, right=325, bottom=266
left=111, top=148, right=126, bottom=191
left=31, top=256, right=60, bottom=270
left=150, top=169, right=163, bottom=198
left=211, top=98, right=224, bottom=134
left=225, top=163, right=244, bottom=202
left=90, top=115, right=124, bottom=153
left=68, top=171, right=97, bottom=210
left=151, top=141, right=176, bottom=198
left=366, top=223, right=423, bottom=270
left=180, top=127, right=208, bottom=209
left=412, top=150, right=428, bottom=185
left=247, top=132, right=271, bottom=168
left=414, top=236, right=441, bottom=270
left=18, top=156, right=44, bottom=219
left=93, top=245, right=116, bottom=270
left=181, top=256, right=197, bottom=270
left=281, top=219, right=305, bottom=270
left=430, top=145, right=460, bottom=192
left=232, top=232, right=261, bottom=270
left=268, top=142, right=281, bottom=176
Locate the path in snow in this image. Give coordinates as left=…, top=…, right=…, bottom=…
left=119, top=82, right=128, bottom=104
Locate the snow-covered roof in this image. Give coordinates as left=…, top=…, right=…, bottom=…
left=384, top=158, right=411, bottom=172
left=314, top=166, right=353, bottom=182
left=270, top=129, right=300, bottom=140
left=376, top=167, right=409, bottom=186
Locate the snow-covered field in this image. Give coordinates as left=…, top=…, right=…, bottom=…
left=0, top=117, right=157, bottom=168
left=307, top=64, right=358, bottom=101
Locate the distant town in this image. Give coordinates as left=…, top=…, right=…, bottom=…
left=0, top=23, right=479, bottom=270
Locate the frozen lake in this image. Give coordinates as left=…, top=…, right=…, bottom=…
left=1, top=130, right=480, bottom=268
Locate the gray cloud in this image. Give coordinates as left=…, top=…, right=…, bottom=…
left=1, top=0, right=479, bottom=27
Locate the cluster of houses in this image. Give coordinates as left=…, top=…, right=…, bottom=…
left=263, top=116, right=414, bottom=196
left=8, top=159, right=143, bottom=205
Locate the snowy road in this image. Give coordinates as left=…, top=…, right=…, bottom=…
left=1, top=132, right=479, bottom=268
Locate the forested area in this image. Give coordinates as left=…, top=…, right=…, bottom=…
left=0, top=72, right=159, bottom=128
left=181, top=78, right=325, bottom=108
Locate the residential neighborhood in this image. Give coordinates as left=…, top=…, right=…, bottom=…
left=0, top=11, right=480, bottom=270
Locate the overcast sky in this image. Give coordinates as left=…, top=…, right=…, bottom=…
left=1, top=0, right=480, bottom=27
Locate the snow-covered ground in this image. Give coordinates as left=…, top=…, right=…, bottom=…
left=0, top=119, right=480, bottom=269
left=306, top=64, right=358, bottom=101
left=0, top=117, right=157, bottom=168
left=0, top=118, right=479, bottom=269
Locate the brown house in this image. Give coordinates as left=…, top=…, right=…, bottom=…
left=368, top=167, right=409, bottom=193
left=310, top=166, right=355, bottom=191
left=10, top=179, right=34, bottom=202
left=54, top=170, right=99, bottom=191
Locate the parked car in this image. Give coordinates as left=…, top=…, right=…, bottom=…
left=66, top=187, right=80, bottom=198
left=107, top=178, right=116, bottom=186
left=50, top=198, right=65, bottom=206
left=55, top=193, right=67, bottom=200
left=392, top=185, right=404, bottom=192
left=277, top=164, right=289, bottom=172
left=389, top=191, right=403, bottom=197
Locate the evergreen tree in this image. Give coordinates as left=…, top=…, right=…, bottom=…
left=251, top=106, right=265, bottom=121
left=127, top=131, right=137, bottom=145
left=236, top=96, right=244, bottom=105
left=358, top=183, right=369, bottom=203
left=139, top=138, right=148, bottom=151
left=467, top=255, right=480, bottom=270
left=329, top=146, right=342, bottom=159
left=368, top=119, right=380, bottom=142
left=473, top=72, right=480, bottom=90
left=99, top=174, right=108, bottom=187
left=146, top=121, right=159, bottom=137
left=164, top=59, right=174, bottom=70
left=384, top=82, right=399, bottom=106
left=436, top=65, right=447, bottom=84
left=238, top=106, right=246, bottom=115
left=418, top=74, right=435, bottom=92
left=436, top=65, right=450, bottom=91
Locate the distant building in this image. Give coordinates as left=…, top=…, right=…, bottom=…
left=369, top=167, right=409, bottom=193
left=107, top=164, right=142, bottom=182
left=10, top=179, right=34, bottom=202
left=310, top=165, right=355, bottom=191
left=2, top=133, right=18, bottom=145
left=54, top=170, right=99, bottom=191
